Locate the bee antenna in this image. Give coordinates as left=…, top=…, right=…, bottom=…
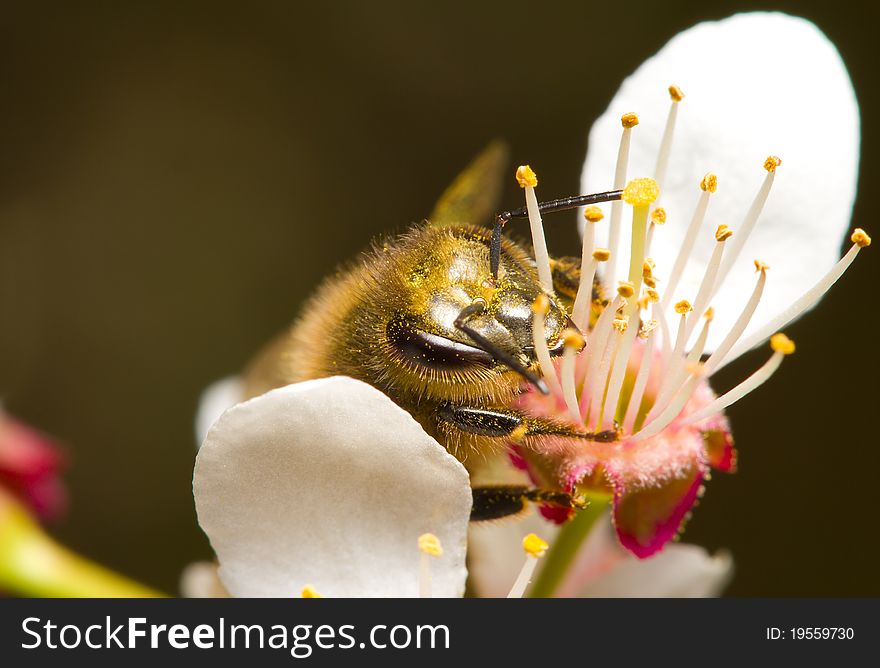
left=454, top=300, right=550, bottom=395
left=490, top=189, right=624, bottom=280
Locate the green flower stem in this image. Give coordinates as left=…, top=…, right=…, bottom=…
left=528, top=493, right=610, bottom=598
left=0, top=495, right=166, bottom=598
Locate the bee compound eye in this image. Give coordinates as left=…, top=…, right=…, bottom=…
left=386, top=318, right=494, bottom=370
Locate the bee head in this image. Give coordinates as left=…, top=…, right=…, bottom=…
left=384, top=226, right=580, bottom=395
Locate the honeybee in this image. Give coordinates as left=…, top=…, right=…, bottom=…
left=243, top=143, right=621, bottom=521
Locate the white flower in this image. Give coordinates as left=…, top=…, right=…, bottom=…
left=193, top=376, right=472, bottom=597
left=581, top=11, right=860, bottom=356
left=190, top=12, right=865, bottom=598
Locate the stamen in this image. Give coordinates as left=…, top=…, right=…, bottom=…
left=418, top=533, right=443, bottom=598
left=561, top=328, right=586, bottom=423
left=648, top=309, right=713, bottom=424
left=623, top=329, right=656, bottom=432
left=721, top=232, right=870, bottom=367
left=711, top=157, right=779, bottom=298
left=592, top=248, right=611, bottom=261
left=701, top=262, right=767, bottom=375
left=662, top=174, right=717, bottom=309
left=602, top=309, right=640, bottom=428
left=683, top=225, right=731, bottom=343
left=583, top=295, right=624, bottom=425
left=682, top=335, right=795, bottom=426
left=507, top=533, right=549, bottom=599
left=301, top=585, right=322, bottom=598
left=517, top=165, right=553, bottom=293
left=571, top=207, right=604, bottom=331
left=632, top=365, right=704, bottom=442
left=531, top=295, right=562, bottom=396
left=604, top=114, right=638, bottom=291
left=653, top=85, right=684, bottom=198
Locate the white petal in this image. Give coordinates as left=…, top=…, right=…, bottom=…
left=195, top=376, right=245, bottom=446
left=581, top=12, right=859, bottom=351
left=551, top=514, right=732, bottom=597
left=194, top=376, right=472, bottom=598
left=467, top=510, right=559, bottom=598
left=180, top=561, right=230, bottom=598
left=576, top=544, right=733, bottom=598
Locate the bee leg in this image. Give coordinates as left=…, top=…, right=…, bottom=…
left=470, top=486, right=586, bottom=521
left=436, top=404, right=618, bottom=442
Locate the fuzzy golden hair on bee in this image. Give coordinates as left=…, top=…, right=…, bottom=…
left=245, top=223, right=565, bottom=410
left=241, top=142, right=624, bottom=521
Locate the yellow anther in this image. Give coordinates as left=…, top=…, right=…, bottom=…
left=592, top=248, right=611, bottom=262
left=675, top=300, right=693, bottom=315
left=668, top=84, right=685, bottom=102
left=516, top=165, right=538, bottom=188
left=612, top=318, right=629, bottom=333
left=651, top=208, right=667, bottom=224
left=622, top=178, right=660, bottom=207
left=685, top=361, right=706, bottom=377
left=715, top=225, right=734, bottom=242
left=621, top=112, right=640, bottom=128
left=764, top=156, right=782, bottom=172
left=700, top=173, right=718, bottom=193
left=851, top=228, right=871, bottom=248
left=418, top=533, right=443, bottom=557
left=562, top=327, right=586, bottom=349
left=617, top=281, right=635, bottom=299
left=754, top=259, right=770, bottom=273
left=646, top=288, right=660, bottom=302
left=642, top=260, right=654, bottom=276
left=531, top=293, right=550, bottom=315
left=643, top=276, right=657, bottom=289
left=510, top=424, right=528, bottom=442
left=583, top=205, right=604, bottom=223
left=639, top=319, right=658, bottom=339
left=301, top=585, right=323, bottom=598
left=704, top=307, right=715, bottom=321
left=770, top=333, right=796, bottom=355
left=522, top=533, right=549, bottom=558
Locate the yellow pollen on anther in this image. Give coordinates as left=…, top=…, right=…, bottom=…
left=646, top=288, right=660, bottom=302
left=704, top=307, right=715, bottom=321
left=623, top=178, right=660, bottom=207
left=418, top=533, right=443, bottom=557
left=612, top=318, right=629, bottom=333
left=621, top=112, right=640, bottom=128
left=301, top=585, right=322, bottom=598
left=668, top=84, right=685, bottom=101
left=700, top=173, right=718, bottom=193
left=522, top=533, right=549, bottom=558
left=617, top=281, right=635, bottom=298
left=584, top=205, right=604, bottom=223
left=715, top=225, right=734, bottom=242
left=851, top=228, right=872, bottom=248
left=592, top=248, right=611, bottom=262
left=764, top=156, right=782, bottom=172
left=770, top=333, right=796, bottom=355
left=562, top=328, right=585, bottom=349
left=651, top=208, right=667, bottom=224
left=531, top=294, right=550, bottom=315
left=754, top=259, right=770, bottom=273
left=639, top=319, right=658, bottom=339
left=675, top=300, right=693, bottom=315
left=516, top=165, right=538, bottom=188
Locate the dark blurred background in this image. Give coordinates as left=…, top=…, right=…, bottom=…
left=0, top=0, right=876, bottom=596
